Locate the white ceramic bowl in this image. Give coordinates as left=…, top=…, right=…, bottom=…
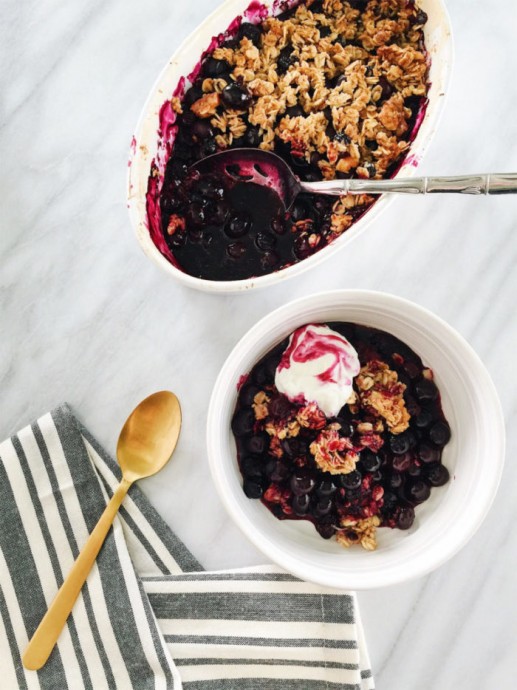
left=127, top=0, right=453, bottom=292
left=207, top=291, right=505, bottom=589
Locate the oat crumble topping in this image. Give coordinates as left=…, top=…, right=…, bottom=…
left=356, top=360, right=410, bottom=433
left=204, top=0, right=428, bottom=202
left=310, top=427, right=359, bottom=474
left=252, top=390, right=270, bottom=420
left=336, top=515, right=381, bottom=550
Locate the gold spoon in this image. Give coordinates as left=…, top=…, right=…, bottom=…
left=22, top=391, right=182, bottom=671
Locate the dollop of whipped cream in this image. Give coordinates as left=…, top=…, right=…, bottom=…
left=275, top=324, right=360, bottom=417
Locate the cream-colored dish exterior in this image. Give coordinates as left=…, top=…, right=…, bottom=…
left=128, top=1, right=453, bottom=292
left=207, top=291, right=505, bottom=589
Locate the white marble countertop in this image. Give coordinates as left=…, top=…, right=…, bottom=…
left=1, top=0, right=517, bottom=687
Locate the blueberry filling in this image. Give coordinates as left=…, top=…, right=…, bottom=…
left=231, top=323, right=451, bottom=548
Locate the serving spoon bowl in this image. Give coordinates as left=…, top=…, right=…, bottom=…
left=23, top=391, right=182, bottom=671
left=193, top=148, right=517, bottom=211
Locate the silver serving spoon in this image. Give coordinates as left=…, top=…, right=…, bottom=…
left=192, top=148, right=517, bottom=211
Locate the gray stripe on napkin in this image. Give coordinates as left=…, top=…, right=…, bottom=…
left=176, top=658, right=359, bottom=669
left=164, top=635, right=358, bottom=649
left=52, top=405, right=168, bottom=690
left=182, top=681, right=361, bottom=690
left=0, top=456, right=67, bottom=689
left=0, top=584, right=28, bottom=690
left=143, top=572, right=300, bottom=582
left=149, top=592, right=355, bottom=624
left=137, top=577, right=175, bottom=690
left=13, top=432, right=94, bottom=690
left=30, top=420, right=116, bottom=689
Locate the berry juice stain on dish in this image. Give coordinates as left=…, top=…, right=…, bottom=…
left=158, top=0, right=430, bottom=280
left=231, top=323, right=451, bottom=550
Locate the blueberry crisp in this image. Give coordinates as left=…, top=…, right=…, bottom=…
left=157, top=0, right=429, bottom=280
left=231, top=323, right=451, bottom=550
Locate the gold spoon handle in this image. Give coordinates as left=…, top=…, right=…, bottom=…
left=22, top=477, right=132, bottom=670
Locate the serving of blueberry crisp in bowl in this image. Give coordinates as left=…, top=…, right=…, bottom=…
left=231, top=321, right=451, bottom=551
left=128, top=0, right=453, bottom=291
left=207, top=291, right=504, bottom=589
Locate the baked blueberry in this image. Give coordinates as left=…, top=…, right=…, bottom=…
left=271, top=216, right=287, bottom=235
left=183, top=85, right=203, bottom=106
left=281, top=438, right=300, bottom=458
left=247, top=433, right=268, bottom=455
left=407, top=461, right=422, bottom=477
left=253, top=365, right=268, bottom=386
left=426, top=463, right=450, bottom=487
left=277, top=45, right=294, bottom=74
left=237, top=22, right=262, bottom=45
left=397, top=506, right=415, bottom=530
left=388, top=472, right=404, bottom=490
left=203, top=57, right=230, bottom=77
left=392, top=452, right=412, bottom=472
left=338, top=421, right=355, bottom=437
left=415, top=409, right=433, bottom=428
left=340, top=470, right=362, bottom=491
left=406, top=479, right=431, bottom=504
left=361, top=450, right=381, bottom=473
left=232, top=409, right=254, bottom=436
left=256, top=232, right=277, bottom=251
left=381, top=490, right=398, bottom=515
left=241, top=456, right=263, bottom=480
left=389, top=432, right=411, bottom=455
left=292, top=494, right=311, bottom=515
left=186, top=203, right=207, bottom=227
left=221, top=83, right=252, bottom=109
left=270, top=462, right=290, bottom=483
left=243, top=479, right=263, bottom=499
left=240, top=384, right=260, bottom=406
left=414, top=378, right=439, bottom=402
left=269, top=394, right=291, bottom=419
left=225, top=213, right=251, bottom=238
left=316, top=520, right=336, bottom=539
left=378, top=76, right=394, bottom=101
left=260, top=251, right=280, bottom=271
left=191, top=120, right=215, bottom=141
left=227, top=241, right=246, bottom=259
left=316, top=479, right=338, bottom=497
left=429, top=421, right=451, bottom=447
left=418, top=442, right=441, bottom=464
left=290, top=475, right=316, bottom=496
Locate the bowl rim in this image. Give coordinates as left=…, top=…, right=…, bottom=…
left=127, top=0, right=454, bottom=293
left=206, top=289, right=505, bottom=588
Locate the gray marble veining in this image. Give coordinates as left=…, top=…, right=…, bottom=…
left=1, top=0, right=517, bottom=687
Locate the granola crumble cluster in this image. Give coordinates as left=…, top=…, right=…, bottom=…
left=356, top=360, right=410, bottom=433
left=208, top=0, right=428, bottom=184
left=232, top=322, right=451, bottom=551
left=158, top=0, right=429, bottom=281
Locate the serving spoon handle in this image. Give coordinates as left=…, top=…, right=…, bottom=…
left=300, top=172, right=517, bottom=196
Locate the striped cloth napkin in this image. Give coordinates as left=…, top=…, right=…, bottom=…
left=0, top=404, right=375, bottom=690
